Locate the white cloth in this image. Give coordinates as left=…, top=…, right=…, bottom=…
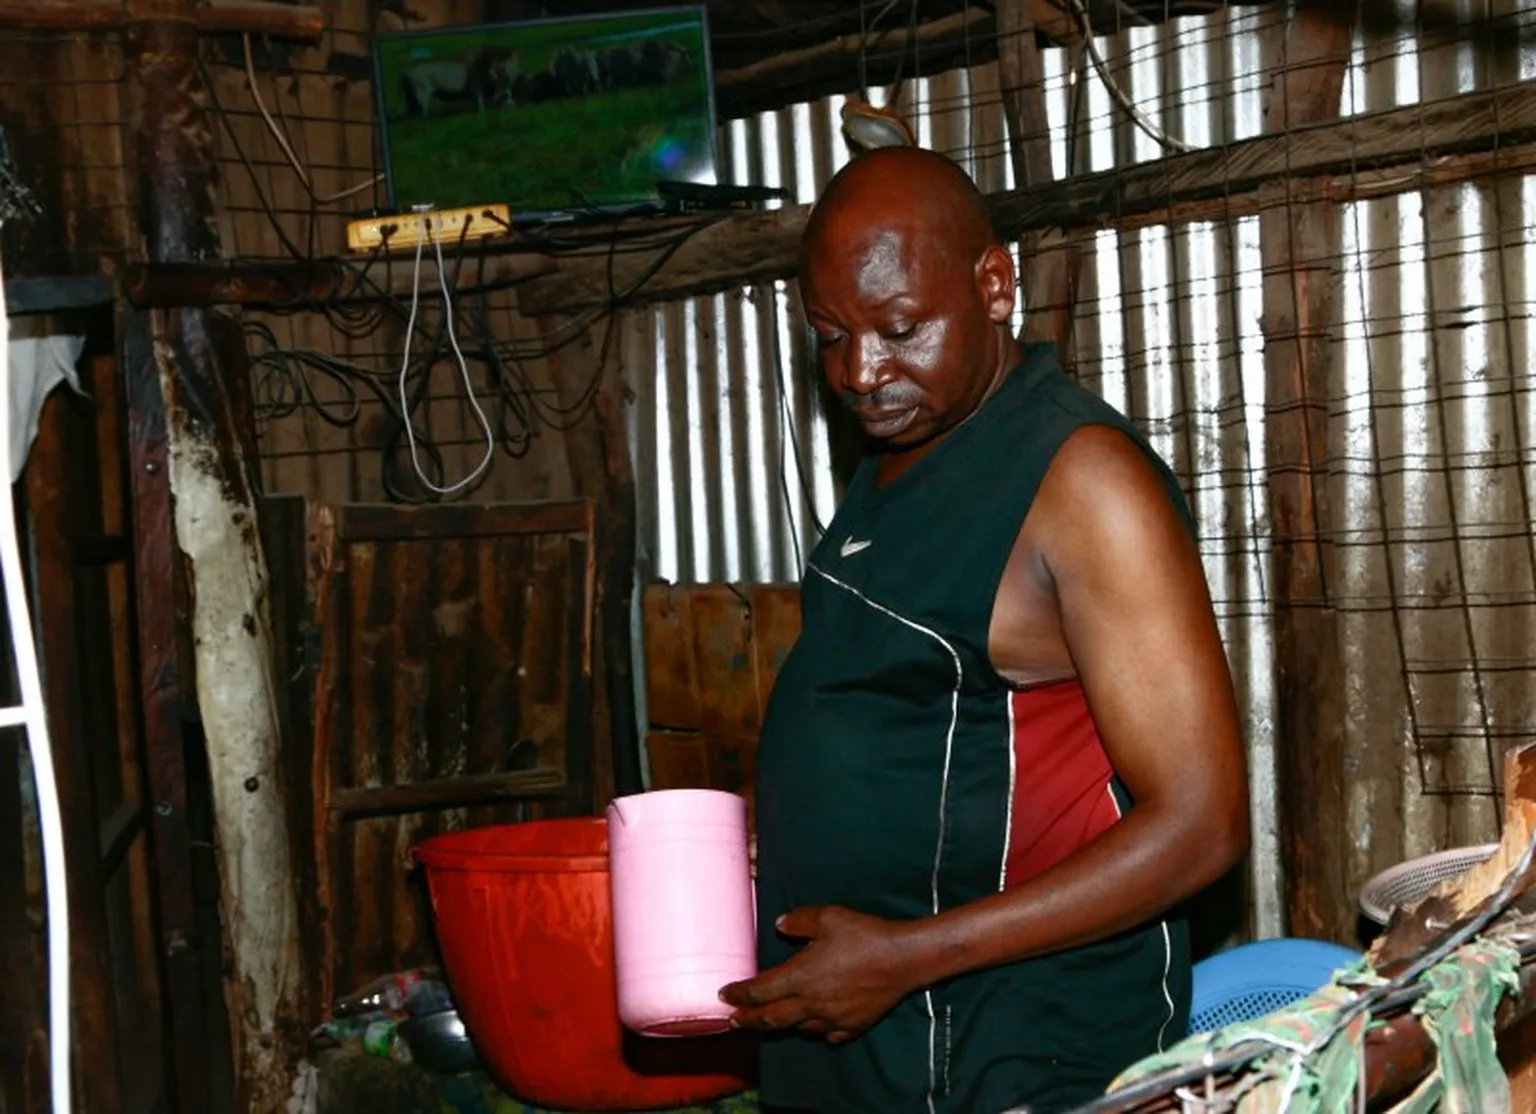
left=6, top=317, right=85, bottom=482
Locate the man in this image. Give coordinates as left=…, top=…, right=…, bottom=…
left=719, top=147, right=1250, bottom=1114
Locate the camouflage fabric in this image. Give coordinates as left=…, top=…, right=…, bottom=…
left=1381, top=941, right=1521, bottom=1114
left=1101, top=942, right=1521, bottom=1114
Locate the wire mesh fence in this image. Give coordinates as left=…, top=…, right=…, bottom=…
left=3, top=0, right=1535, bottom=936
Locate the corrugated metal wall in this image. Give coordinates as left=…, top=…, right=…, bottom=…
left=628, top=8, right=1536, bottom=942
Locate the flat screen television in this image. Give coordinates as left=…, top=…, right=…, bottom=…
left=372, top=5, right=718, bottom=221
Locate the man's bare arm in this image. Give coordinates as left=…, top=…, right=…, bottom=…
left=901, top=423, right=1250, bottom=983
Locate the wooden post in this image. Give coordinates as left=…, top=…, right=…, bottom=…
left=124, top=7, right=305, bottom=1111
left=995, top=0, right=1082, bottom=356
left=541, top=317, right=643, bottom=804
left=1259, top=0, right=1357, bottom=942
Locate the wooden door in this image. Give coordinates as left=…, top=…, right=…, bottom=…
left=272, top=498, right=599, bottom=1013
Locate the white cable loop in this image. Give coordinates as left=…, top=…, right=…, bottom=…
left=396, top=214, right=496, bottom=498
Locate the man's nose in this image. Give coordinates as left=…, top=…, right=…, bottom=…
left=844, top=335, right=890, bottom=396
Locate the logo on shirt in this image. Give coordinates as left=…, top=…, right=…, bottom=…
left=840, top=536, right=873, bottom=557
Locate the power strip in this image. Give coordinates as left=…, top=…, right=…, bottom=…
left=346, top=204, right=512, bottom=253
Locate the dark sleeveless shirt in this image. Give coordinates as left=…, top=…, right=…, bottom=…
left=753, top=344, right=1195, bottom=1114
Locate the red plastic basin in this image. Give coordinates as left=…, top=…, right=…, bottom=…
left=413, top=817, right=756, bottom=1110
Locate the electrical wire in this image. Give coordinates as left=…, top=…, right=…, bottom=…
left=202, top=37, right=724, bottom=499
left=764, top=281, right=828, bottom=555
left=397, top=216, right=495, bottom=497
left=242, top=33, right=383, bottom=205
left=1063, top=0, right=1194, bottom=154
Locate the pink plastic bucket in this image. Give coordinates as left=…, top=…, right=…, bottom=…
left=606, top=789, right=757, bottom=1037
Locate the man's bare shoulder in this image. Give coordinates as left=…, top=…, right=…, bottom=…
left=990, top=423, right=1194, bottom=684
left=1023, top=422, right=1189, bottom=565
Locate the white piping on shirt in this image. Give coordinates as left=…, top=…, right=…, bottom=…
left=809, top=563, right=961, bottom=1114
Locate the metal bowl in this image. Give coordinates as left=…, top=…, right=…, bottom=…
left=397, top=1009, right=483, bottom=1074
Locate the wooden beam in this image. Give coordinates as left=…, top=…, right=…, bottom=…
left=326, top=768, right=568, bottom=817
left=715, top=7, right=1003, bottom=120
left=1089, top=140, right=1536, bottom=232
left=518, top=77, right=1536, bottom=315
left=0, top=0, right=324, bottom=39
left=123, top=252, right=557, bottom=308
left=994, top=79, right=1536, bottom=229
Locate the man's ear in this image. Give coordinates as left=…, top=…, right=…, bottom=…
left=975, top=244, right=1017, bottom=325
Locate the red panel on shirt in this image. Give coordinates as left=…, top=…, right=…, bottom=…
left=1003, top=679, right=1122, bottom=889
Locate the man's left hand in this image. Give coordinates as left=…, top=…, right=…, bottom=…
left=719, top=905, right=921, bottom=1043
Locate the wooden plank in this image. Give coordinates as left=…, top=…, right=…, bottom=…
left=24, top=385, right=126, bottom=1114
left=122, top=302, right=211, bottom=1114
left=643, top=730, right=757, bottom=793
left=642, top=582, right=703, bottom=730
left=324, top=759, right=571, bottom=811
left=644, top=729, right=758, bottom=828
left=646, top=731, right=714, bottom=791
left=307, top=503, right=344, bottom=1015
left=88, top=338, right=166, bottom=1114
left=748, top=585, right=802, bottom=725
left=517, top=79, right=1536, bottom=315
left=690, top=585, right=761, bottom=737
left=385, top=533, right=428, bottom=979
left=335, top=499, right=592, bottom=541
left=468, top=529, right=524, bottom=832
left=256, top=493, right=324, bottom=1029
left=0, top=0, right=325, bottom=39
left=563, top=533, right=596, bottom=813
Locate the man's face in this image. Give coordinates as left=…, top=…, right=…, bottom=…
left=800, top=220, right=1012, bottom=450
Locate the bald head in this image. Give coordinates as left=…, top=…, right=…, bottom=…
left=795, top=147, right=1021, bottom=460
left=801, top=147, right=997, bottom=277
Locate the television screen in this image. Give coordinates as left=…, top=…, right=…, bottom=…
left=372, top=5, right=717, bottom=219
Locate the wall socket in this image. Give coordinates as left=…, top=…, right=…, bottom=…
left=345, top=204, right=513, bottom=253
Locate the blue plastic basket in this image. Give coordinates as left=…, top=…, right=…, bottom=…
left=1188, top=938, right=1361, bottom=1035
